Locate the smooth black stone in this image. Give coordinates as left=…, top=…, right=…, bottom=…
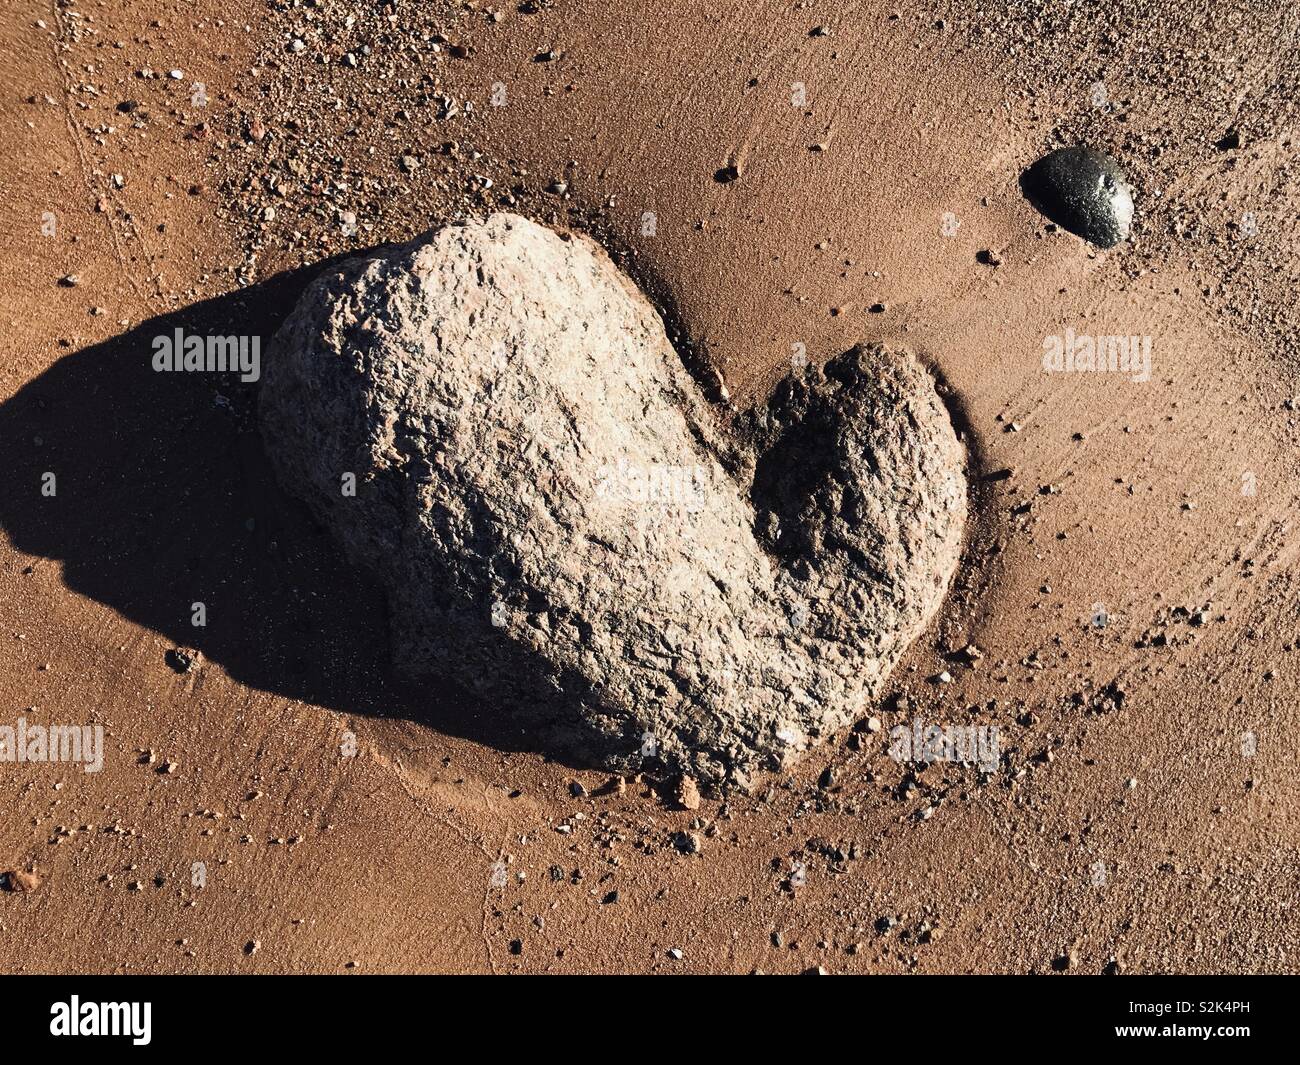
left=1020, top=147, right=1134, bottom=248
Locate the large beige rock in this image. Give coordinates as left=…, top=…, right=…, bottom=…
left=260, top=213, right=967, bottom=783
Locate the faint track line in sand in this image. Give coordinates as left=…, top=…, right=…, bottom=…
left=366, top=740, right=504, bottom=972
left=480, top=830, right=511, bottom=976
left=47, top=1, right=156, bottom=310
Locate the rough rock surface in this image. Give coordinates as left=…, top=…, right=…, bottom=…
left=261, top=213, right=967, bottom=783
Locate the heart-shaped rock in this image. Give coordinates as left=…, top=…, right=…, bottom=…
left=261, top=213, right=967, bottom=783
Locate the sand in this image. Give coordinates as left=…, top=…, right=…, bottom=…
left=1, top=0, right=1298, bottom=974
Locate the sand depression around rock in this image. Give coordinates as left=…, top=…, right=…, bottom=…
left=260, top=213, right=967, bottom=783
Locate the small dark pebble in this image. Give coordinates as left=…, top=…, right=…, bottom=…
left=1216, top=128, right=1242, bottom=151
left=671, top=830, right=702, bottom=855
left=165, top=647, right=196, bottom=674
left=714, top=164, right=741, bottom=184
left=1020, top=146, right=1134, bottom=248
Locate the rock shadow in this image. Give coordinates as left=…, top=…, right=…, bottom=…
left=0, top=259, right=580, bottom=764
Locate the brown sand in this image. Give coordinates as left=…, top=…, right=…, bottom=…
left=2, top=0, right=1298, bottom=973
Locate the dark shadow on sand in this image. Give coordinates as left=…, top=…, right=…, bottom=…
left=0, top=259, right=572, bottom=763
